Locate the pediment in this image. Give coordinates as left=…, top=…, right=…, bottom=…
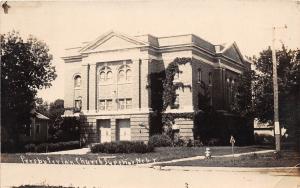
left=222, top=42, right=244, bottom=64
left=80, top=31, right=148, bottom=53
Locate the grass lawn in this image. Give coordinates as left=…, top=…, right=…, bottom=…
left=1, top=146, right=270, bottom=165
left=159, top=150, right=300, bottom=167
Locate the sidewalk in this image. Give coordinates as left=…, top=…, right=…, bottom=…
left=137, top=149, right=276, bottom=167
left=40, top=147, right=90, bottom=155
left=154, top=166, right=300, bottom=175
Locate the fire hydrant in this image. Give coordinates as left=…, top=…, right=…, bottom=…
left=205, top=147, right=211, bottom=159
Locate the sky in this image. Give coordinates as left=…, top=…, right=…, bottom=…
left=1, top=0, right=300, bottom=103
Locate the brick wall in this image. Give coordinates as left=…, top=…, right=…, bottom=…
left=64, top=62, right=82, bottom=108
left=191, top=58, right=214, bottom=111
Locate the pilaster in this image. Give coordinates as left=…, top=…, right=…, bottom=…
left=89, top=63, right=97, bottom=113
left=81, top=64, right=89, bottom=111
left=132, top=59, right=141, bottom=110
left=140, top=59, right=150, bottom=110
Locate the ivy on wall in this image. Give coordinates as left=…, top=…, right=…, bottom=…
left=162, top=57, right=192, bottom=110
left=147, top=57, right=196, bottom=136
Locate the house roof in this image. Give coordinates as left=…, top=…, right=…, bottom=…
left=36, top=112, right=50, bottom=120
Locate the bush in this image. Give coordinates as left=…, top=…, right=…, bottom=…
left=194, top=139, right=204, bottom=147
left=35, top=143, right=48, bottom=153
left=173, top=137, right=185, bottom=147
left=148, top=134, right=172, bottom=147
left=187, top=139, right=193, bottom=147
left=24, top=141, right=80, bottom=153
left=90, top=141, right=154, bottom=153
left=24, top=144, right=36, bottom=152
left=207, top=138, right=221, bottom=146
left=173, top=137, right=194, bottom=147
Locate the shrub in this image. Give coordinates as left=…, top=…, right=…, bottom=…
left=194, top=139, right=204, bottom=147
left=35, top=143, right=48, bottom=153
left=207, top=138, right=220, bottom=146
left=173, top=137, right=185, bottom=147
left=90, top=141, right=154, bottom=153
left=187, top=139, right=193, bottom=147
left=24, top=144, right=36, bottom=152
left=24, top=141, right=80, bottom=153
left=148, top=134, right=172, bottom=147
left=173, top=137, right=194, bottom=147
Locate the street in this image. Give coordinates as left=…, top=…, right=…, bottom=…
left=1, top=163, right=299, bottom=188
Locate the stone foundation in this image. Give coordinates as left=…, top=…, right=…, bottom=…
left=174, top=118, right=194, bottom=140
left=80, top=112, right=150, bottom=145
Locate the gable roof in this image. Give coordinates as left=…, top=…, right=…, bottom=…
left=79, top=30, right=149, bottom=53
left=62, top=31, right=247, bottom=67
left=218, top=42, right=245, bottom=64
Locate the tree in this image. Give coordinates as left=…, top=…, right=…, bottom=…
left=1, top=31, right=57, bottom=145
left=48, top=99, right=64, bottom=121
left=251, top=46, right=300, bottom=138
left=52, top=117, right=80, bottom=142
left=47, top=99, right=65, bottom=141
left=231, top=69, right=256, bottom=119
left=35, top=97, right=49, bottom=117
left=34, top=98, right=70, bottom=142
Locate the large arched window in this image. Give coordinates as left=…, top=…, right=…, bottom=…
left=226, top=77, right=233, bottom=105
left=98, top=66, right=112, bottom=82
left=118, top=65, right=131, bottom=82
left=74, top=75, right=81, bottom=88
left=208, top=72, right=212, bottom=86
left=197, top=69, right=202, bottom=83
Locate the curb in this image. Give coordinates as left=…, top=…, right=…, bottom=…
left=153, top=165, right=300, bottom=174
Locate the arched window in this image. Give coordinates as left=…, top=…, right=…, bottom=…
left=118, top=64, right=131, bottom=82
left=106, top=71, right=112, bottom=81
left=98, top=66, right=112, bottom=82
left=198, top=69, right=202, bottom=83
left=99, top=71, right=105, bottom=82
left=74, top=75, right=81, bottom=88
left=208, top=72, right=212, bottom=85
left=126, top=69, right=131, bottom=81
left=118, top=70, right=125, bottom=81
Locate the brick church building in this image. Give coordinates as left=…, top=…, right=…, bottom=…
left=63, top=31, right=251, bottom=144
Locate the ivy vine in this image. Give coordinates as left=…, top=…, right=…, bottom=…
left=162, top=57, right=193, bottom=110
left=160, top=57, right=195, bottom=136
left=148, top=57, right=202, bottom=137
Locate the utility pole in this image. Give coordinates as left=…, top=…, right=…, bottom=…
left=271, top=25, right=287, bottom=151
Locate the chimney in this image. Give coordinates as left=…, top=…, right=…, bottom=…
left=215, top=45, right=221, bottom=53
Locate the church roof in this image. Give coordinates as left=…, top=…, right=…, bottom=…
left=63, top=30, right=246, bottom=65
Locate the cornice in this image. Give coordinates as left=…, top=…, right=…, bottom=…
left=217, top=55, right=245, bottom=70
left=80, top=46, right=147, bottom=55
left=62, top=55, right=83, bottom=63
